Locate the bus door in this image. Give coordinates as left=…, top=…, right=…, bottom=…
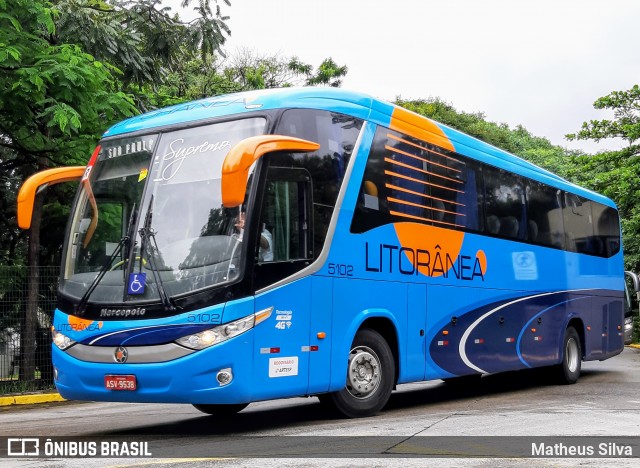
left=252, top=166, right=316, bottom=399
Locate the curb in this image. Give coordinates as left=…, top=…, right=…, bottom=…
left=0, top=393, right=65, bottom=406
left=629, top=344, right=640, bottom=349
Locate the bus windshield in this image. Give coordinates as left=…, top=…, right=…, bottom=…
left=60, top=117, right=266, bottom=306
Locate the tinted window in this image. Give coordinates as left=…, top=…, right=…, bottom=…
left=592, top=204, right=620, bottom=257
left=484, top=167, right=526, bottom=240
left=563, top=194, right=596, bottom=254
left=275, top=109, right=362, bottom=257
left=564, top=193, right=620, bottom=257
left=351, top=127, right=481, bottom=233
left=526, top=181, right=564, bottom=248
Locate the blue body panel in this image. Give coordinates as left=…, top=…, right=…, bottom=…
left=53, top=87, right=625, bottom=404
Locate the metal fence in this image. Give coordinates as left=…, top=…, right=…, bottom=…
left=0, top=266, right=59, bottom=394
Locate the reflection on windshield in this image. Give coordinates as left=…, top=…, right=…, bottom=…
left=60, top=117, right=266, bottom=307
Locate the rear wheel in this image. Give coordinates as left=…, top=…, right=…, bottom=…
left=554, top=326, right=582, bottom=384
left=325, top=328, right=395, bottom=418
left=192, top=403, right=248, bottom=416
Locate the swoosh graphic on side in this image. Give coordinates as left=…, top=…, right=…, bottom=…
left=458, top=289, right=598, bottom=373
left=516, top=296, right=589, bottom=368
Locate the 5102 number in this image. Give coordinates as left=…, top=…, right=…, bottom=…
left=327, top=263, right=354, bottom=277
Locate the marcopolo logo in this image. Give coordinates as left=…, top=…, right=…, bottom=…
left=114, top=347, right=128, bottom=364
left=99, top=307, right=146, bottom=318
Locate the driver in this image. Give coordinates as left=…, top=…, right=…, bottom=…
left=235, top=212, right=273, bottom=262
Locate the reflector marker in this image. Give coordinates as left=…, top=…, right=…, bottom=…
left=505, top=337, right=515, bottom=343
left=474, top=338, right=484, bottom=344
left=437, top=340, right=449, bottom=346
left=260, top=347, right=280, bottom=354
left=534, top=336, right=543, bottom=341
left=255, top=307, right=274, bottom=325
left=301, top=345, right=320, bottom=352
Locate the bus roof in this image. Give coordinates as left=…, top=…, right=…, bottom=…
left=103, top=87, right=613, bottom=208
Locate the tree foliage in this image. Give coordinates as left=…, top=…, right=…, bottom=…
left=52, top=0, right=231, bottom=86
left=0, top=0, right=138, bottom=265
left=567, top=85, right=640, bottom=150
left=157, top=48, right=349, bottom=102
left=566, top=85, right=640, bottom=272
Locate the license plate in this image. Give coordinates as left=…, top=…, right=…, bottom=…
left=104, top=375, right=137, bottom=391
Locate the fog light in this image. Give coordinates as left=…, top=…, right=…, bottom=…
left=217, top=368, right=233, bottom=386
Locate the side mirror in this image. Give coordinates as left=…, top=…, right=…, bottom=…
left=17, top=166, right=87, bottom=229
left=625, top=271, right=640, bottom=306
left=221, top=135, right=320, bottom=208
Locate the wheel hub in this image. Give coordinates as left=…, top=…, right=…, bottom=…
left=347, top=347, right=381, bottom=399
left=566, top=337, right=579, bottom=373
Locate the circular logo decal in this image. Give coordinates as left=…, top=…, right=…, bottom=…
left=114, top=346, right=128, bottom=364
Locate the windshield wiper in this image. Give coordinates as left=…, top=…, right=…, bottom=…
left=138, top=195, right=176, bottom=312
left=76, top=203, right=138, bottom=315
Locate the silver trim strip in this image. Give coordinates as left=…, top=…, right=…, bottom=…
left=256, top=120, right=374, bottom=294
left=66, top=342, right=194, bottom=363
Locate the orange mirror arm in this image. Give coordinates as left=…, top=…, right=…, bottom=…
left=17, top=166, right=86, bottom=229
left=221, top=135, right=320, bottom=208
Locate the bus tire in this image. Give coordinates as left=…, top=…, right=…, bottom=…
left=554, top=326, right=582, bottom=384
left=192, top=403, right=248, bottom=416
left=328, top=328, right=395, bottom=418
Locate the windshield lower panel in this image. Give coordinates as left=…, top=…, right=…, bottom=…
left=60, top=117, right=266, bottom=310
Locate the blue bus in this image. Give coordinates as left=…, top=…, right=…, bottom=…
left=18, top=88, right=625, bottom=418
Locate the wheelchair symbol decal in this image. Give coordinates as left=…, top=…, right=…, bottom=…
left=128, top=273, right=146, bottom=295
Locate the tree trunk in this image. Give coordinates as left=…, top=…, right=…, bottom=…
left=19, top=188, right=43, bottom=383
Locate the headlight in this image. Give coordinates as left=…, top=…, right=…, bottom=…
left=51, top=328, right=76, bottom=350
left=175, top=310, right=270, bottom=351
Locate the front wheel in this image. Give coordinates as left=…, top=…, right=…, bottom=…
left=325, top=328, right=395, bottom=418
left=554, top=326, right=582, bottom=384
left=192, top=403, right=248, bottom=416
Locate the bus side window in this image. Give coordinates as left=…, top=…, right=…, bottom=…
left=593, top=204, right=621, bottom=257
left=253, top=165, right=314, bottom=291
left=563, top=193, right=595, bottom=254
left=525, top=182, right=563, bottom=248
left=483, top=167, right=526, bottom=241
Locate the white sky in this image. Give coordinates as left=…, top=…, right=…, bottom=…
left=175, top=0, right=640, bottom=154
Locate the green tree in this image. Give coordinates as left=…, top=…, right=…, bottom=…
left=157, top=48, right=350, bottom=101
left=0, top=0, right=137, bottom=383
left=567, top=85, right=640, bottom=150
left=567, top=84, right=640, bottom=272
left=53, top=0, right=231, bottom=87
